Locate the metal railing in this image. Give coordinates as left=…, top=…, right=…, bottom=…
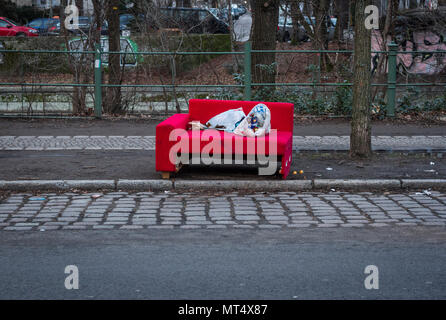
left=0, top=41, right=445, bottom=118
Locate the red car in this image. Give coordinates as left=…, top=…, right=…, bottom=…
left=0, top=17, right=39, bottom=37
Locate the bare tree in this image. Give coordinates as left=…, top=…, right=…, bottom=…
left=291, top=0, right=332, bottom=70
left=334, top=0, right=349, bottom=42
left=60, top=0, right=91, bottom=115
left=105, top=0, right=122, bottom=114
left=181, top=0, right=192, bottom=7
left=250, top=0, right=279, bottom=85
left=350, top=0, right=372, bottom=158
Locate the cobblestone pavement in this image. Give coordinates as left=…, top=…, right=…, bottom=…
left=0, top=191, right=445, bottom=231
left=0, top=135, right=445, bottom=151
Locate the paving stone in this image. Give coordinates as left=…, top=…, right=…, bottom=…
left=62, top=225, right=87, bottom=230
left=2, top=191, right=446, bottom=231
left=205, top=225, right=227, bottom=229
left=120, top=225, right=143, bottom=229
left=233, top=225, right=254, bottom=229
left=147, top=225, right=174, bottom=229
left=93, top=225, right=115, bottom=229
left=38, top=226, right=60, bottom=231
left=258, top=224, right=282, bottom=229
left=420, top=222, right=445, bottom=226
left=236, top=215, right=260, bottom=221
left=4, top=226, right=33, bottom=231
left=215, top=220, right=236, bottom=224
left=103, top=221, right=128, bottom=225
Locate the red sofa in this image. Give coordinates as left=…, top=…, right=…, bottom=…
left=156, top=99, right=294, bottom=179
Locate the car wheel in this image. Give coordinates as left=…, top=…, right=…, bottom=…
left=16, top=33, right=26, bottom=38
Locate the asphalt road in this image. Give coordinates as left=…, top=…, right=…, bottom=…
left=0, top=227, right=445, bottom=299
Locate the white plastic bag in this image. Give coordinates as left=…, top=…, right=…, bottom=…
left=205, top=108, right=246, bottom=132
left=233, top=103, right=271, bottom=137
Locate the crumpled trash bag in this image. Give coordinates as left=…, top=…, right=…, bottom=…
left=233, top=103, right=271, bottom=137
left=205, top=108, right=246, bottom=133
left=193, top=104, right=271, bottom=137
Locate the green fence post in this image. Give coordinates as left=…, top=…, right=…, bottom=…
left=386, top=42, right=398, bottom=117
left=244, top=41, right=252, bottom=101
left=94, top=43, right=102, bottom=119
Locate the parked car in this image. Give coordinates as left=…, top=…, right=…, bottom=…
left=277, top=16, right=308, bottom=42
left=26, top=18, right=58, bottom=35
left=47, top=17, right=108, bottom=36
left=303, top=16, right=337, bottom=41
left=217, top=8, right=241, bottom=22
left=218, top=8, right=229, bottom=23
left=0, top=17, right=38, bottom=37
left=155, top=7, right=229, bottom=34
left=119, top=13, right=146, bottom=36
left=208, top=8, right=220, bottom=19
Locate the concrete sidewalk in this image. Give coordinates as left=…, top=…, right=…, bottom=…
left=1, top=118, right=445, bottom=137
left=1, top=135, right=446, bottom=151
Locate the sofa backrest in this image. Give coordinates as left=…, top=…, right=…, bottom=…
left=188, top=99, right=294, bottom=133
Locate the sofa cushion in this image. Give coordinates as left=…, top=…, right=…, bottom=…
left=177, top=129, right=292, bottom=155
left=188, top=99, right=294, bottom=133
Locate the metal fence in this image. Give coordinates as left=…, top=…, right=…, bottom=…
left=0, top=41, right=445, bottom=118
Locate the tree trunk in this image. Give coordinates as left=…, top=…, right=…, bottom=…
left=250, top=0, right=279, bottom=85
left=409, top=0, right=418, bottom=9
left=390, top=0, right=398, bottom=40
left=313, top=0, right=330, bottom=70
left=106, top=0, right=122, bottom=114
left=76, top=0, right=84, bottom=16
left=350, top=0, right=372, bottom=158
left=182, top=0, right=192, bottom=7
left=92, top=0, right=103, bottom=44
left=334, top=0, right=349, bottom=42
left=227, top=0, right=237, bottom=73
left=290, top=0, right=300, bottom=44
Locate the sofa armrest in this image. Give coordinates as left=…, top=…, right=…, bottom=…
left=157, top=113, right=190, bottom=131
left=156, top=113, right=190, bottom=172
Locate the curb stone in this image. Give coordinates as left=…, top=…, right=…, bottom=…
left=117, top=179, right=172, bottom=191
left=401, top=179, right=446, bottom=189
left=173, top=180, right=312, bottom=192
left=0, top=179, right=445, bottom=192
left=313, top=179, right=402, bottom=190
left=0, top=180, right=115, bottom=191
